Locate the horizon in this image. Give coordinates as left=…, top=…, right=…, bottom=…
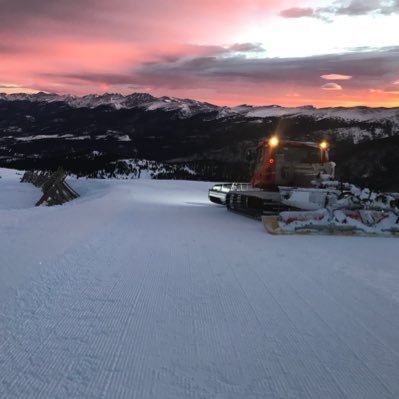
left=1, top=0, right=398, bottom=107
left=2, top=90, right=399, bottom=110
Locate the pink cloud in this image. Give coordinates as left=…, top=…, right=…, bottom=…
left=1, top=1, right=398, bottom=107
left=0, top=1, right=290, bottom=44
left=321, top=83, right=343, bottom=91
left=0, top=0, right=290, bottom=94
left=321, top=74, right=352, bottom=80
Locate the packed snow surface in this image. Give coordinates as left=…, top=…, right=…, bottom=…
left=1, top=168, right=399, bottom=399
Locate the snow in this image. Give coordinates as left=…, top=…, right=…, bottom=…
left=1, top=168, right=399, bottom=398
left=239, top=105, right=399, bottom=123
left=118, top=134, right=131, bottom=142
left=1, top=133, right=132, bottom=142
left=0, top=168, right=41, bottom=209
left=65, top=135, right=91, bottom=140
left=4, top=134, right=64, bottom=141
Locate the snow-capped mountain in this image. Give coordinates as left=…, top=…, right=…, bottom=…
left=233, top=104, right=399, bottom=123
left=0, top=92, right=225, bottom=118
left=1, top=92, right=398, bottom=124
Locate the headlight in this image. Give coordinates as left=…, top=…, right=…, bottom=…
left=320, top=141, right=328, bottom=149
left=268, top=136, right=279, bottom=147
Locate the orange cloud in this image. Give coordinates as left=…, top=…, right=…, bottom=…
left=0, top=83, right=39, bottom=94
left=369, top=88, right=399, bottom=95
left=321, top=74, right=352, bottom=80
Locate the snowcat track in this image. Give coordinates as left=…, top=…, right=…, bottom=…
left=226, top=192, right=297, bottom=218
left=208, top=196, right=224, bottom=205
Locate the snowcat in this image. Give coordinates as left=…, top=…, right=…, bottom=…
left=208, top=135, right=399, bottom=236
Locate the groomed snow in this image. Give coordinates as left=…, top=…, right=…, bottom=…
left=1, top=168, right=399, bottom=398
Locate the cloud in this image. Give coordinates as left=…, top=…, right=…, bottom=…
left=227, top=43, right=265, bottom=53
left=39, top=47, right=398, bottom=99
left=0, top=0, right=102, bottom=31
left=393, top=80, right=399, bottom=84
left=336, top=0, right=399, bottom=16
left=151, top=43, right=260, bottom=63
left=279, top=7, right=314, bottom=18
left=45, top=72, right=137, bottom=86
left=164, top=43, right=266, bottom=59
left=321, top=82, right=343, bottom=90
left=0, top=83, right=22, bottom=88
left=369, top=88, right=399, bottom=95
left=1, top=1, right=397, bottom=106
left=321, top=74, right=352, bottom=80
left=0, top=43, right=26, bottom=54
left=279, top=0, right=399, bottom=20
left=128, top=46, right=399, bottom=90
left=0, top=0, right=284, bottom=43
left=0, top=82, right=38, bottom=94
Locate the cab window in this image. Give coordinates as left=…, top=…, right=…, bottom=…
left=276, top=146, right=320, bottom=163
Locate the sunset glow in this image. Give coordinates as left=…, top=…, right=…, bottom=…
left=1, top=0, right=399, bottom=107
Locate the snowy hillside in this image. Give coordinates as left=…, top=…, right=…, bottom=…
left=83, top=158, right=197, bottom=179
left=1, top=168, right=399, bottom=398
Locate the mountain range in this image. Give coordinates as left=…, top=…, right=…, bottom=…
left=1, top=92, right=399, bottom=189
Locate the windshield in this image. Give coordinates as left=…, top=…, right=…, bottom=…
left=276, top=146, right=321, bottom=163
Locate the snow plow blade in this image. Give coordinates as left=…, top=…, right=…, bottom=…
left=263, top=209, right=399, bottom=237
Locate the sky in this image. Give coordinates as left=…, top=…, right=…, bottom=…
left=1, top=0, right=399, bottom=107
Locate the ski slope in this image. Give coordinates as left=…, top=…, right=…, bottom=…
left=1, top=168, right=399, bottom=399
